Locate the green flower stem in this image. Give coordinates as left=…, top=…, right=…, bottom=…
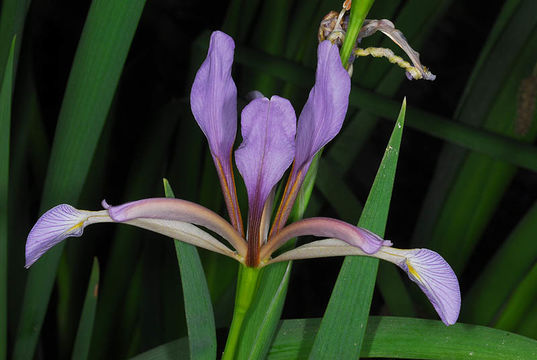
left=339, top=0, right=374, bottom=68
left=222, top=264, right=262, bottom=360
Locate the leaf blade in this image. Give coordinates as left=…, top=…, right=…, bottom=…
left=12, top=1, right=147, bottom=358
left=164, top=179, right=216, bottom=360
left=0, top=36, right=15, bottom=360
left=71, top=258, right=100, bottom=360
left=309, top=99, right=406, bottom=358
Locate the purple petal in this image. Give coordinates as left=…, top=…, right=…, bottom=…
left=397, top=249, right=461, bottom=325
left=108, top=198, right=247, bottom=255
left=190, top=31, right=237, bottom=160
left=294, top=40, right=350, bottom=172
left=190, top=31, right=244, bottom=233
left=235, top=96, right=296, bottom=218
left=261, top=217, right=391, bottom=260
left=25, top=205, right=108, bottom=268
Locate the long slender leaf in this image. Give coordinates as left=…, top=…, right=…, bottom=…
left=0, top=0, right=30, bottom=84
left=309, top=100, right=406, bottom=358
left=426, top=26, right=537, bottom=273
left=412, top=0, right=537, bottom=254
left=269, top=317, right=537, bottom=359
left=495, top=262, right=537, bottom=331
left=163, top=179, right=216, bottom=360
left=129, top=316, right=537, bottom=360
left=13, top=1, right=146, bottom=358
left=464, top=200, right=537, bottom=324
left=71, top=258, right=100, bottom=360
left=0, top=36, right=15, bottom=360
left=90, top=100, right=184, bottom=359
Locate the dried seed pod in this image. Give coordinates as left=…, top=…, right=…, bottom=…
left=516, top=75, right=537, bottom=135
left=318, top=10, right=348, bottom=46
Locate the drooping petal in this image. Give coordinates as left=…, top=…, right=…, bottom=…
left=25, top=205, right=110, bottom=268
left=260, top=217, right=391, bottom=261
left=122, top=218, right=238, bottom=259
left=190, top=31, right=243, bottom=233
left=26, top=199, right=247, bottom=268
left=190, top=30, right=237, bottom=160
left=388, top=248, right=461, bottom=325
left=294, top=40, right=350, bottom=172
left=268, top=239, right=460, bottom=326
left=107, top=198, right=247, bottom=255
left=235, top=96, right=296, bottom=220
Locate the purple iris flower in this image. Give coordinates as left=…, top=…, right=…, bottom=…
left=25, top=31, right=460, bottom=325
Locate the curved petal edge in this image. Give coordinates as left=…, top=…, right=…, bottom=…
left=25, top=205, right=109, bottom=268
left=391, top=248, right=461, bottom=325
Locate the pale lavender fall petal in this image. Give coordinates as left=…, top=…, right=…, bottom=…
left=190, top=30, right=237, bottom=160
left=294, top=40, right=350, bottom=172
left=25, top=205, right=109, bottom=268
left=266, top=239, right=461, bottom=325
left=260, top=217, right=391, bottom=260
left=396, top=248, right=461, bottom=325
left=235, top=96, right=296, bottom=217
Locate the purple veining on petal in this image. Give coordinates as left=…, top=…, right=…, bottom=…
left=235, top=96, right=296, bottom=222
left=190, top=31, right=237, bottom=160
left=261, top=217, right=391, bottom=260
left=26, top=205, right=88, bottom=268
left=268, top=41, right=351, bottom=235
left=190, top=31, right=243, bottom=233
left=293, top=40, right=350, bottom=173
left=398, top=249, right=461, bottom=325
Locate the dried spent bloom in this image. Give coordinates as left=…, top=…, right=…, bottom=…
left=319, top=3, right=436, bottom=80
left=26, top=31, right=460, bottom=325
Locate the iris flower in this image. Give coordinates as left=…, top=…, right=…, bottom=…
left=26, top=31, right=460, bottom=325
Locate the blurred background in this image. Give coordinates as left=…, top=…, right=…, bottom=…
left=2, top=0, right=537, bottom=358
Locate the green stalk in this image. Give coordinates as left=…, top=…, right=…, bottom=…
left=339, top=0, right=374, bottom=68
left=222, top=265, right=262, bottom=360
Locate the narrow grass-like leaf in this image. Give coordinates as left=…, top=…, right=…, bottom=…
left=495, top=262, right=537, bottom=331
left=235, top=262, right=293, bottom=359
left=516, top=300, right=537, bottom=339
left=129, top=337, right=190, bottom=360
left=71, top=258, right=99, bottom=360
left=425, top=26, right=537, bottom=273
left=0, top=36, right=15, bottom=360
left=464, top=201, right=537, bottom=324
left=241, top=0, right=293, bottom=95
left=130, top=316, right=537, bottom=360
left=0, top=0, right=29, bottom=84
left=91, top=102, right=186, bottom=359
left=163, top=179, right=216, bottom=360
left=412, top=0, right=537, bottom=258
left=309, top=99, right=406, bottom=358
left=269, top=317, right=537, bottom=359
left=376, top=262, right=416, bottom=317
left=13, top=1, right=146, bottom=358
